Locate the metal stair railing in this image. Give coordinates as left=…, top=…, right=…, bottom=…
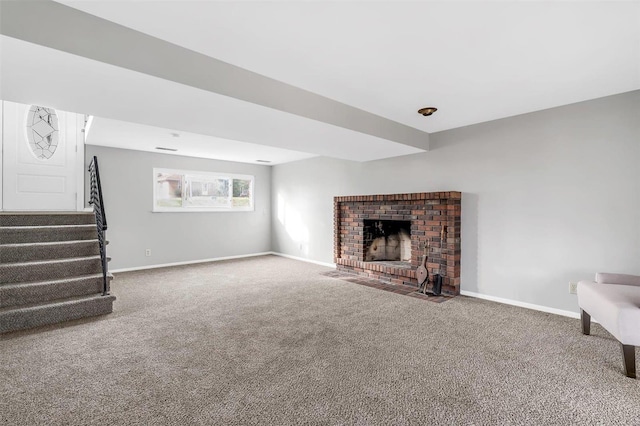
left=88, top=156, right=109, bottom=295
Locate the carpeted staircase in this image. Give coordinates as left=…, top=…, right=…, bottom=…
left=0, top=212, right=115, bottom=334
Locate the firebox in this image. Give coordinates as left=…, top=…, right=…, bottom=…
left=363, top=220, right=411, bottom=262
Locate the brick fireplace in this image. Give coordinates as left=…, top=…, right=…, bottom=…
left=334, top=192, right=461, bottom=295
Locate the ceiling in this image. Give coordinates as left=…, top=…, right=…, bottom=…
left=1, top=1, right=639, bottom=165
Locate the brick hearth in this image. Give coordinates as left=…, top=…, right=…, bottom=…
left=334, top=192, right=461, bottom=295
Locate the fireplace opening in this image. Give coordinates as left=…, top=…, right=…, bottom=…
left=364, top=220, right=411, bottom=262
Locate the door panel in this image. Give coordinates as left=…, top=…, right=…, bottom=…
left=17, top=174, right=66, bottom=193
left=2, top=101, right=80, bottom=211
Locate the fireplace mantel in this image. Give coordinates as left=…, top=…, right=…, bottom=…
left=333, top=192, right=461, bottom=295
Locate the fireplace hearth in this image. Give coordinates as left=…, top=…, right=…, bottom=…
left=334, top=192, right=461, bottom=295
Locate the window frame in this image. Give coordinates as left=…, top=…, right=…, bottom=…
left=153, top=168, right=255, bottom=213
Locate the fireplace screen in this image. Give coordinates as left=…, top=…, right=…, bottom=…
left=363, top=220, right=411, bottom=262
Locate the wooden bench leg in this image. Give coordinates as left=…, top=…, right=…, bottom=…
left=622, top=344, right=636, bottom=379
left=581, top=309, right=591, bottom=335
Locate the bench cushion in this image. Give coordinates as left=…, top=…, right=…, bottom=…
left=577, top=281, right=640, bottom=346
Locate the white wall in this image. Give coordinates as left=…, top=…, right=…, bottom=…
left=271, top=91, right=640, bottom=313
left=86, top=145, right=272, bottom=270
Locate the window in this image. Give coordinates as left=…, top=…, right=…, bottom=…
left=26, top=106, right=59, bottom=160
left=153, top=168, right=254, bottom=212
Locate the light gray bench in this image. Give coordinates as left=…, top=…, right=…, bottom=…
left=577, top=272, right=640, bottom=378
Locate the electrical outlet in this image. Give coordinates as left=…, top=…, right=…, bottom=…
left=145, top=249, right=151, bottom=257
left=569, top=282, right=578, bottom=294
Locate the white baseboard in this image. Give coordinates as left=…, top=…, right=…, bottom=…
left=460, top=290, right=580, bottom=319
left=110, top=251, right=336, bottom=274
left=110, top=252, right=274, bottom=273
left=270, top=252, right=336, bottom=269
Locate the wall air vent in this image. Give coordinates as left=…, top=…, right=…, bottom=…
left=155, top=147, right=178, bottom=152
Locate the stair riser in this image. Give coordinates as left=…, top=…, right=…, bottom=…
left=0, top=241, right=101, bottom=263
left=0, top=296, right=115, bottom=334
left=0, top=228, right=97, bottom=243
left=0, top=258, right=103, bottom=284
left=0, top=277, right=108, bottom=309
left=0, top=214, right=96, bottom=226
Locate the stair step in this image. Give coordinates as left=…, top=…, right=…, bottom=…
left=0, top=256, right=103, bottom=284
left=0, top=274, right=112, bottom=309
left=0, top=212, right=96, bottom=226
left=0, top=224, right=97, bottom=243
left=0, top=293, right=116, bottom=334
left=0, top=240, right=101, bottom=263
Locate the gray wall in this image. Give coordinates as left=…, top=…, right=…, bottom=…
left=86, top=146, right=271, bottom=270
left=271, top=91, right=640, bottom=313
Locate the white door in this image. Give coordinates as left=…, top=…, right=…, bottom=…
left=2, top=101, right=81, bottom=211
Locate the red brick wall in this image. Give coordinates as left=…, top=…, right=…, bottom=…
left=334, top=192, right=461, bottom=295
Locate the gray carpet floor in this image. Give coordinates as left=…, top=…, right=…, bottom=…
left=1, top=255, right=638, bottom=425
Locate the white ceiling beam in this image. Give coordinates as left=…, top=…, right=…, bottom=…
left=0, top=0, right=429, bottom=151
